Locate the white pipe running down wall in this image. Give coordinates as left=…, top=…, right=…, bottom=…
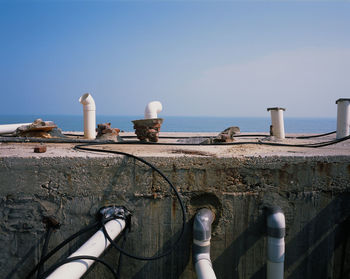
left=267, top=107, right=286, bottom=139
left=47, top=218, right=126, bottom=279
left=193, top=208, right=217, bottom=279
left=267, top=206, right=286, bottom=279
left=144, top=101, right=163, bottom=119
left=336, top=98, right=350, bottom=139
left=0, top=123, right=32, bottom=134
left=79, top=93, right=96, bottom=139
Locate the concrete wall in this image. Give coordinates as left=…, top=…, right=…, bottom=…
left=1, top=155, right=350, bottom=278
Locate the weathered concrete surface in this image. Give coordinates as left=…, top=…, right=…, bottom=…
left=1, top=133, right=350, bottom=279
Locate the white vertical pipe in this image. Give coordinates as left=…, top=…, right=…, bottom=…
left=267, top=107, right=286, bottom=139
left=267, top=207, right=285, bottom=279
left=336, top=99, right=350, bottom=139
left=47, top=219, right=125, bottom=279
left=195, top=259, right=217, bottom=279
left=79, top=93, right=96, bottom=139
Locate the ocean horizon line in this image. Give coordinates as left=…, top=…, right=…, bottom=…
left=0, top=113, right=337, bottom=119
left=0, top=114, right=337, bottom=133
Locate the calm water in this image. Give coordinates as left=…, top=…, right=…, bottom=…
left=0, top=115, right=336, bottom=133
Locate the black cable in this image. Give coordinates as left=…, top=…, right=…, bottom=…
left=74, top=144, right=187, bottom=261
left=2, top=130, right=349, bottom=150
left=120, top=134, right=269, bottom=139
left=36, top=227, right=53, bottom=279
left=116, top=229, right=129, bottom=278
left=26, top=221, right=100, bottom=279
left=62, top=133, right=84, bottom=137
left=3, top=133, right=347, bottom=148
left=37, top=256, right=119, bottom=279
left=286, top=130, right=336, bottom=139
left=63, top=131, right=334, bottom=140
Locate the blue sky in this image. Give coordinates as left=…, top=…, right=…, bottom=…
left=0, top=0, right=349, bottom=117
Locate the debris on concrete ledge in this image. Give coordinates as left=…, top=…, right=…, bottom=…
left=132, top=118, right=163, bottom=142
left=15, top=119, right=57, bottom=138
left=201, top=126, right=240, bottom=144
left=96, top=123, right=120, bottom=141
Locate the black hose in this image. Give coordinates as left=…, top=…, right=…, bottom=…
left=36, top=227, right=53, bottom=279
left=2, top=132, right=349, bottom=148
left=286, top=130, right=336, bottom=139
left=116, top=229, right=129, bottom=278
left=37, top=256, right=119, bottom=279
left=74, top=144, right=187, bottom=261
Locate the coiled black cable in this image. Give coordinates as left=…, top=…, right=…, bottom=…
left=26, top=145, right=187, bottom=277
left=74, top=144, right=187, bottom=261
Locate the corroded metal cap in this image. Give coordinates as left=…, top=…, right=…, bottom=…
left=336, top=98, right=350, bottom=104
left=267, top=107, right=286, bottom=111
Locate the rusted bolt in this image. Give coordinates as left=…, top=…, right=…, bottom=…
left=42, top=216, right=60, bottom=230
left=34, top=145, right=47, bottom=153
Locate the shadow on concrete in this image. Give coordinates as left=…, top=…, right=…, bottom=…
left=5, top=234, right=44, bottom=279
left=212, top=214, right=266, bottom=279
left=285, top=193, right=350, bottom=279
left=6, top=223, right=100, bottom=279
left=220, top=194, right=350, bottom=279
left=101, top=156, right=132, bottom=201
left=130, top=219, right=192, bottom=279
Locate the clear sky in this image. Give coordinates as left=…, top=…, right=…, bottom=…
left=0, top=0, right=349, bottom=117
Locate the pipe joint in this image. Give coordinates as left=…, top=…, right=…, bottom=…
left=79, top=93, right=96, bottom=110
left=144, top=101, right=163, bottom=119
left=267, top=206, right=286, bottom=238
left=266, top=206, right=286, bottom=265
left=193, top=208, right=215, bottom=242
left=194, top=252, right=211, bottom=263
left=193, top=208, right=217, bottom=279
left=99, top=205, right=132, bottom=228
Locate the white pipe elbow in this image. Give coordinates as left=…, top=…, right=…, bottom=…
left=79, top=93, right=96, bottom=139
left=79, top=93, right=96, bottom=111
left=193, top=208, right=216, bottom=279
left=144, top=101, right=163, bottom=119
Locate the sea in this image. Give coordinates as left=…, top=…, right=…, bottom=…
left=0, top=115, right=336, bottom=134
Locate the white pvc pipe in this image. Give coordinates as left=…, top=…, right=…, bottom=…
left=336, top=99, right=350, bottom=139
left=267, top=207, right=285, bottom=279
left=144, top=101, right=163, bottom=119
left=267, top=107, right=286, bottom=139
left=0, top=123, right=32, bottom=134
left=267, top=259, right=284, bottom=279
left=47, top=219, right=125, bottom=279
left=195, top=259, right=216, bottom=279
left=193, top=209, right=216, bottom=279
left=79, top=93, right=96, bottom=139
